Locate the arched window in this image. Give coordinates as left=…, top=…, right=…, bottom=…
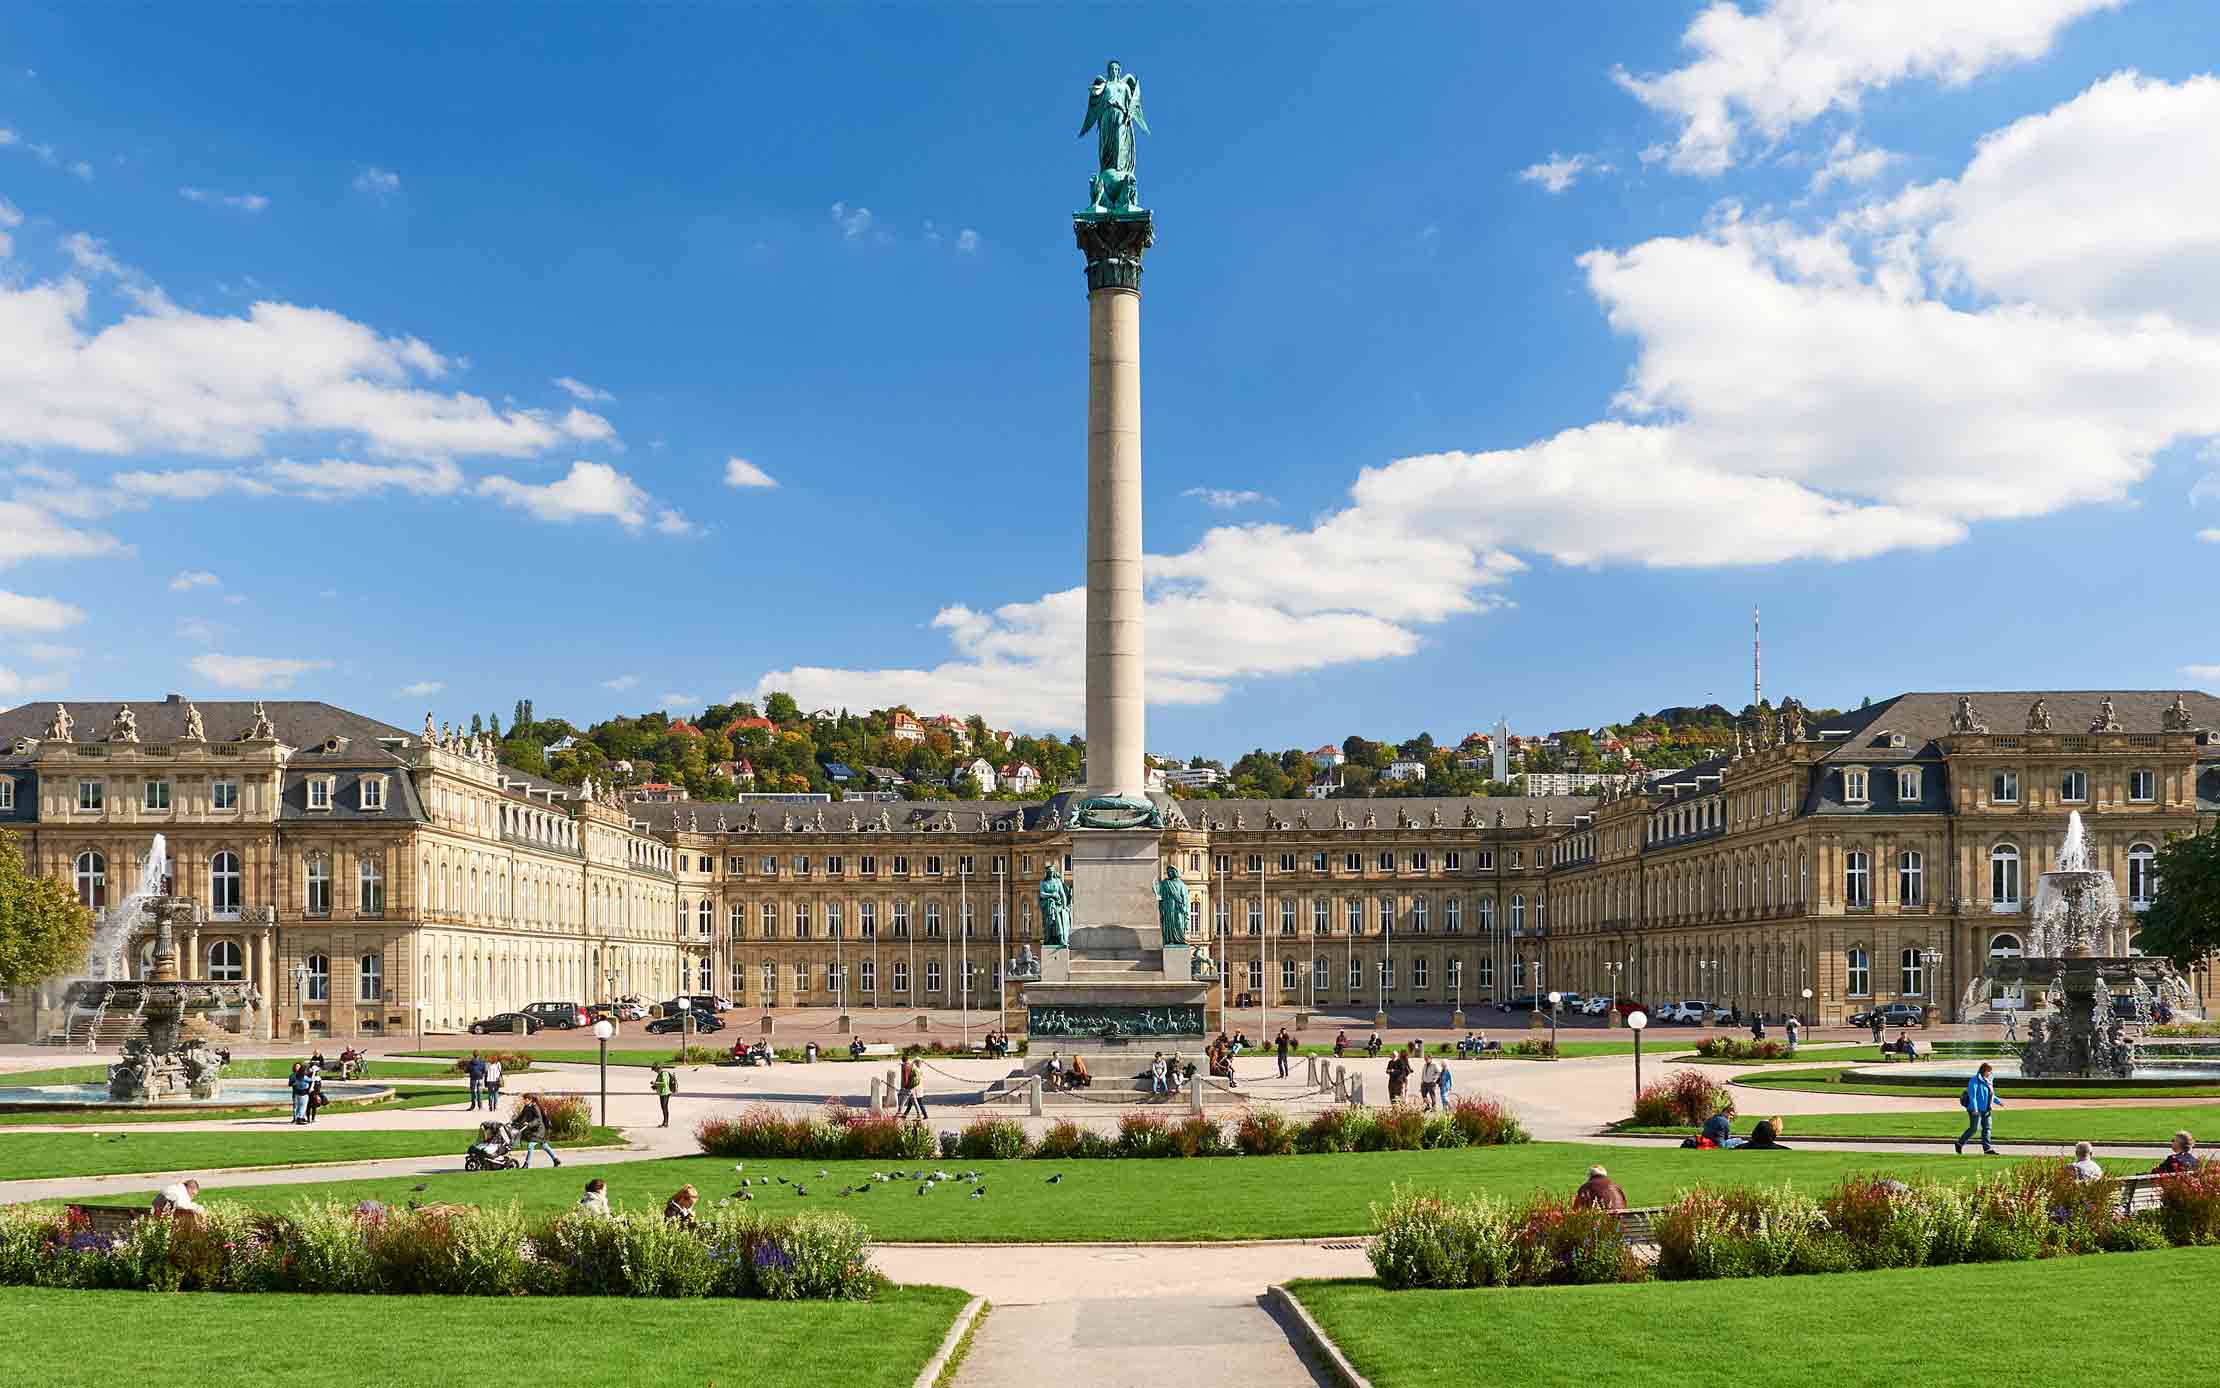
left=207, top=939, right=243, bottom=981
left=210, top=851, right=241, bottom=916
left=1899, top=947, right=1924, bottom=997
left=74, top=850, right=106, bottom=910
left=1846, top=946, right=1871, bottom=996
left=1477, top=897, right=1494, bottom=934
left=1897, top=850, right=1924, bottom=907
left=1509, top=894, right=1525, bottom=931
left=1245, top=899, right=1263, bottom=935
left=1990, top=845, right=2021, bottom=909
left=696, top=898, right=713, bottom=935
left=304, top=952, right=330, bottom=1002
left=1844, top=851, right=1871, bottom=908
left=306, top=855, right=331, bottom=916
left=1445, top=897, right=1462, bottom=934
left=1412, top=896, right=1430, bottom=934
left=359, top=856, right=384, bottom=915
left=2128, top=842, right=2157, bottom=908
left=1281, top=956, right=1297, bottom=991
left=1988, top=932, right=2022, bottom=960
left=1379, top=895, right=1397, bottom=934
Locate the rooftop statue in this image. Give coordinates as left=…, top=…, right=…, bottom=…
left=42, top=703, right=72, bottom=742
left=1078, top=60, right=1149, bottom=216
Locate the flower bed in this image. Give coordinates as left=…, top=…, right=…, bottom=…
left=0, top=1199, right=878, bottom=1300
left=1692, top=1037, right=1789, bottom=1061
left=1631, top=1070, right=1735, bottom=1127
left=694, top=1100, right=1528, bottom=1161
left=516, top=1092, right=592, bottom=1141
left=1369, top=1160, right=2201, bottom=1292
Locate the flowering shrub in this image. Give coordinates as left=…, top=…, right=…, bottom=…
left=1034, top=1119, right=1089, bottom=1159
left=1373, top=1103, right=1428, bottom=1151
left=825, top=1106, right=936, bottom=1160
left=1654, top=1184, right=1828, bottom=1279
left=697, top=1105, right=930, bottom=1160
left=1234, top=1108, right=1297, bottom=1156
left=450, top=1052, right=533, bottom=1075
left=1368, top=1186, right=1520, bottom=1289
left=954, top=1116, right=1033, bottom=1160
left=0, top=1200, right=878, bottom=1300
left=1116, top=1111, right=1176, bottom=1158
left=1506, top=1038, right=1556, bottom=1057
left=1517, top=1192, right=1643, bottom=1285
left=1693, top=1037, right=1788, bottom=1061
left=516, top=1092, right=593, bottom=1141
left=1443, top=1099, right=1529, bottom=1148
left=1631, top=1070, right=1736, bottom=1127
left=1171, top=1116, right=1224, bottom=1158
left=2158, top=1164, right=2220, bottom=1245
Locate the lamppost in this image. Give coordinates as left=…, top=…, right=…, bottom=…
left=1799, top=986, right=1813, bottom=1028
left=415, top=997, right=428, bottom=1048
left=959, top=861, right=970, bottom=1051
left=592, top=1018, right=614, bottom=1127
left=1921, top=946, right=1943, bottom=1029
left=1603, top=960, right=1625, bottom=1028
left=1697, top=958, right=1721, bottom=1025
left=1627, top=1008, right=1649, bottom=1105
left=292, top=961, right=309, bottom=1041
left=1546, top=990, right=1561, bottom=1058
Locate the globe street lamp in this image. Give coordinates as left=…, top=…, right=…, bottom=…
left=1603, top=960, right=1625, bottom=1028
left=1921, top=946, right=1943, bottom=1029
left=592, top=1018, right=615, bottom=1127
left=1626, top=1009, right=1649, bottom=1105
left=1546, top=990, right=1562, bottom=1058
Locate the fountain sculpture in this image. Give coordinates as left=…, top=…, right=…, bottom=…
left=1967, top=812, right=2199, bottom=1079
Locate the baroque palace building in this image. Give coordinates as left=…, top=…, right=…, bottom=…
left=2, top=689, right=2215, bottom=1041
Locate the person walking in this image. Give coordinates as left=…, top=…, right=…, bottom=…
left=287, top=1062, right=311, bottom=1125
left=483, top=1056, right=505, bottom=1111
left=1419, top=1056, right=1440, bottom=1112
left=1435, top=1057, right=1454, bottom=1108
left=305, top=1075, right=326, bottom=1123
left=515, top=1095, right=562, bottom=1168
left=1869, top=1011, right=1885, bottom=1047
left=1275, top=1028, right=1292, bottom=1079
left=2004, top=1012, right=2021, bottom=1045
left=651, top=1064, right=677, bottom=1128
left=1784, top=1015, right=1800, bottom=1055
left=1956, top=1062, right=2002, bottom=1155
left=463, top=1051, right=487, bottom=1111
left=897, top=1053, right=927, bottom=1119
left=1385, top=1048, right=1410, bottom=1104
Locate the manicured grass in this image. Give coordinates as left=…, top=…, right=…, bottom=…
left=1628, top=1102, right=2220, bottom=1145
left=0, top=1126, right=624, bottom=1180
left=0, top=1086, right=466, bottom=1128
left=0, top=1058, right=457, bottom=1087
left=1681, top=1045, right=1889, bottom=1066
left=0, top=1285, right=972, bottom=1388
left=1733, top=1065, right=2220, bottom=1099
left=401, top=1047, right=729, bottom=1068
left=84, top=1142, right=2145, bottom=1241
left=1286, top=1247, right=2220, bottom=1387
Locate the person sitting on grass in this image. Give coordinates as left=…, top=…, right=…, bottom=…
left=664, top=1184, right=699, bottom=1228
left=1573, top=1164, right=1627, bottom=1211
left=1738, top=1118, right=1789, bottom=1150
left=2155, top=1131, right=2201, bottom=1175
left=2069, top=1140, right=2105, bottom=1182
left=1701, top=1110, right=1735, bottom=1148
left=579, top=1178, right=611, bottom=1217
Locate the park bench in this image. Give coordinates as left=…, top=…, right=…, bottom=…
left=67, top=1203, right=150, bottom=1240
left=855, top=1043, right=899, bottom=1057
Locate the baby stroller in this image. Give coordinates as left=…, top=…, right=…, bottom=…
left=464, top=1120, right=520, bottom=1172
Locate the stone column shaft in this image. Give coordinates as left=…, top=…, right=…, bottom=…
left=1086, top=282, right=1144, bottom=798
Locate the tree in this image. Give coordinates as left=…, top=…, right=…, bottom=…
left=0, top=830, right=92, bottom=988
left=764, top=692, right=802, bottom=726
left=2138, top=827, right=2220, bottom=969
left=469, top=713, right=483, bottom=737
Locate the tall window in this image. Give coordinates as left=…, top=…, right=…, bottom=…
left=1313, top=898, right=1329, bottom=935
left=2129, top=770, right=2156, bottom=803
left=1378, top=895, right=1396, bottom=934
left=698, top=899, right=714, bottom=936
left=1280, top=956, right=1296, bottom=991
left=1445, top=897, right=1462, bottom=934
left=925, top=960, right=941, bottom=994
left=304, top=953, right=330, bottom=1002
left=1447, top=958, right=1462, bottom=991
left=2061, top=769, right=2087, bottom=803
left=861, top=901, right=878, bottom=938
left=1509, top=894, right=1525, bottom=931
left=2129, top=842, right=2157, bottom=908
left=211, top=851, right=242, bottom=917
left=829, top=902, right=845, bottom=938
left=1846, top=946, right=1871, bottom=996
left=1842, top=768, right=1868, bottom=803
left=1477, top=897, right=1494, bottom=934
left=1313, top=956, right=1329, bottom=990
left=924, top=902, right=942, bottom=938
left=358, top=952, right=383, bottom=1001
left=1380, top=957, right=1396, bottom=990
left=1412, top=955, right=1429, bottom=989
left=1246, top=900, right=1263, bottom=935
left=892, top=900, right=910, bottom=938
left=144, top=780, right=171, bottom=811
left=1844, top=851, right=1873, bottom=908
left=1895, top=767, right=1920, bottom=801
left=1899, top=947, right=1923, bottom=998
left=1347, top=956, right=1362, bottom=990
left=1990, top=844, right=2022, bottom=909
left=730, top=903, right=747, bottom=935
left=1991, top=769, right=2018, bottom=804
left=763, top=961, right=777, bottom=996
left=207, top=940, right=243, bottom=981
left=212, top=780, right=238, bottom=811
left=1412, top=896, right=1430, bottom=934
left=74, top=850, right=106, bottom=910
left=1279, top=899, right=1296, bottom=935
left=77, top=779, right=103, bottom=812
left=859, top=960, right=876, bottom=993
left=761, top=902, right=779, bottom=939
left=359, top=856, right=384, bottom=914
left=1897, top=850, right=1923, bottom=907
left=1478, top=957, right=1494, bottom=991
left=306, top=856, right=331, bottom=916
left=1345, top=899, right=1362, bottom=935
left=796, top=902, right=814, bottom=939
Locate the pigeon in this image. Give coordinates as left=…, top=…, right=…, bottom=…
left=738, top=1191, right=754, bottom=1202
left=1046, top=1173, right=1062, bottom=1184
left=970, top=1186, right=986, bottom=1199
left=733, top=1163, right=746, bottom=1173
left=838, top=1187, right=855, bottom=1198
left=776, top=1175, right=788, bottom=1185
left=412, top=1183, right=429, bottom=1192
left=818, top=1169, right=829, bottom=1178
left=794, top=1184, right=809, bottom=1197
left=854, top=1183, right=871, bottom=1195
left=917, top=1185, right=930, bottom=1196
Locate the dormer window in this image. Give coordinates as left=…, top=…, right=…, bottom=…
left=1842, top=767, right=1869, bottom=804
left=1896, top=767, right=1921, bottom=802
left=307, top=778, right=332, bottom=811
left=360, top=777, right=386, bottom=811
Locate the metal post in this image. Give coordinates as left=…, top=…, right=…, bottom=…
left=598, top=1033, right=608, bottom=1127
left=961, top=868, right=970, bottom=1051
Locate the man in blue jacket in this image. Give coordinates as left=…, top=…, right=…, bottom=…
left=463, top=1051, right=487, bottom=1111
left=1957, top=1062, right=2002, bottom=1155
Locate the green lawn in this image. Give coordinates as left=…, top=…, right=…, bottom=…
left=1733, top=1065, right=2220, bottom=1099
left=1629, top=1102, right=2220, bottom=1145
left=0, top=1086, right=468, bottom=1129
left=0, top=1059, right=457, bottom=1087
left=1287, top=1247, right=2220, bottom=1387
left=0, top=1286, right=972, bottom=1388
left=0, top=1126, right=624, bottom=1180
left=75, top=1142, right=2145, bottom=1241
left=401, top=1047, right=725, bottom=1068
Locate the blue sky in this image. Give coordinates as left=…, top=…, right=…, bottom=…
left=3, top=2, right=2218, bottom=759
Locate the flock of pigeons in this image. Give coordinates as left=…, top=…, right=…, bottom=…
left=724, top=1161, right=1070, bottom=1202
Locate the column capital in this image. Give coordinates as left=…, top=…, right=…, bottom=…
left=1074, top=213, right=1154, bottom=292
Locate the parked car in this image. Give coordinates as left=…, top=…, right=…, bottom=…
left=645, top=1008, right=723, bottom=1035
left=613, top=999, right=651, bottom=1021
left=521, top=1001, right=589, bottom=1029
left=1879, top=1003, right=1926, bottom=1027
left=1663, top=1000, right=1715, bottom=1025
left=468, top=1012, right=542, bottom=1035
left=1580, top=995, right=1612, bottom=1015
left=1498, top=994, right=1544, bottom=1012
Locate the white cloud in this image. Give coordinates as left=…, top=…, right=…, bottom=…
left=221, top=594, right=246, bottom=606
left=176, top=618, right=221, bottom=644
left=477, top=461, right=692, bottom=532
left=2182, top=665, right=2220, bottom=681
left=179, top=187, right=269, bottom=212
left=399, top=679, right=444, bottom=696
left=830, top=201, right=874, bottom=239
left=0, top=590, right=83, bottom=632
left=168, top=569, right=221, bottom=591
left=260, top=457, right=465, bottom=498
left=1181, top=487, right=1270, bottom=510
left=0, top=500, right=122, bottom=564
left=1808, top=133, right=1898, bottom=193
left=553, top=376, right=613, bottom=402
left=0, top=665, right=69, bottom=696
left=1619, top=0, right=2122, bottom=174
left=188, top=653, right=330, bottom=690
left=723, top=456, right=778, bottom=489
left=955, top=229, right=980, bottom=253
left=602, top=674, right=638, bottom=692
left=23, top=642, right=78, bottom=662
left=352, top=166, right=400, bottom=202
left=658, top=693, right=699, bottom=711
left=2200, top=529, right=2220, bottom=544
left=1518, top=153, right=1611, bottom=193
left=0, top=195, right=19, bottom=258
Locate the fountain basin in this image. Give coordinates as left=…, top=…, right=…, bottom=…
left=0, top=1080, right=393, bottom=1112
left=1841, top=1060, right=2220, bottom=1089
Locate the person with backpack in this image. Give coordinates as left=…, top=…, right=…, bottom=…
left=1957, top=1062, right=2002, bottom=1156
left=515, top=1095, right=562, bottom=1168
left=651, top=1064, right=677, bottom=1128
left=897, top=1053, right=927, bottom=1119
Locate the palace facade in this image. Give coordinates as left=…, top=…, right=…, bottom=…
left=3, top=689, right=2214, bottom=1041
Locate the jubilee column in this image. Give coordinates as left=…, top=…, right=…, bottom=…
left=1074, top=213, right=1153, bottom=799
